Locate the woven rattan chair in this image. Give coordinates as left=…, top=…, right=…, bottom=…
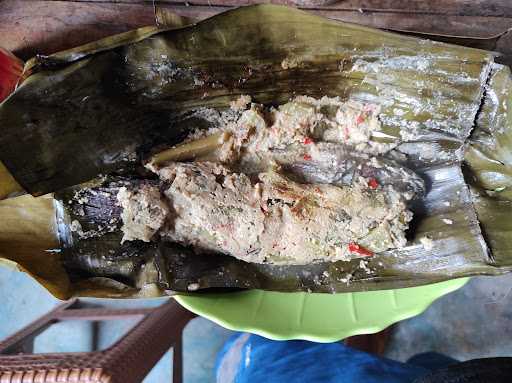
left=0, top=298, right=196, bottom=383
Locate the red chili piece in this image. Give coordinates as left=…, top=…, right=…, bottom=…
left=303, top=154, right=312, bottom=161
left=356, top=114, right=365, bottom=125
left=348, top=242, right=374, bottom=257
left=303, top=137, right=314, bottom=145
left=368, top=178, right=379, bottom=189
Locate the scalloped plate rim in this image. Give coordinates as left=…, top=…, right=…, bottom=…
left=175, top=278, right=469, bottom=342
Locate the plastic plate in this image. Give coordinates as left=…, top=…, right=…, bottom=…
left=175, top=278, right=469, bottom=342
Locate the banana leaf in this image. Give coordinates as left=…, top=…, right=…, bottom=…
left=0, top=5, right=511, bottom=298
left=54, top=161, right=494, bottom=294
left=465, top=64, right=512, bottom=268
left=0, top=5, right=494, bottom=195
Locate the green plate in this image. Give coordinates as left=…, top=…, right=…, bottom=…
left=175, top=278, right=469, bottom=342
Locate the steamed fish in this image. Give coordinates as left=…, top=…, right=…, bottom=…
left=119, top=162, right=415, bottom=265
left=119, top=96, right=425, bottom=265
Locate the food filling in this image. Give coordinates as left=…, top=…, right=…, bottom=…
left=118, top=96, right=425, bottom=265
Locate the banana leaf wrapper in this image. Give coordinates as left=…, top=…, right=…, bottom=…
left=56, top=61, right=512, bottom=294
left=0, top=5, right=494, bottom=195
left=54, top=161, right=493, bottom=294
left=465, top=64, right=512, bottom=268
left=0, top=5, right=511, bottom=297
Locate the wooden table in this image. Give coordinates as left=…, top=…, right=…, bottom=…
left=1, top=0, right=512, bottom=63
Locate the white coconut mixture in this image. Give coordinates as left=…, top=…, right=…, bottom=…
left=118, top=96, right=422, bottom=265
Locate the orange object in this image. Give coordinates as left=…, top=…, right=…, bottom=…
left=0, top=48, right=24, bottom=102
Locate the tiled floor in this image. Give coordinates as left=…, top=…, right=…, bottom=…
left=385, top=274, right=512, bottom=362
left=1, top=265, right=512, bottom=382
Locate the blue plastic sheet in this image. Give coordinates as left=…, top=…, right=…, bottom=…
left=216, top=334, right=430, bottom=383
